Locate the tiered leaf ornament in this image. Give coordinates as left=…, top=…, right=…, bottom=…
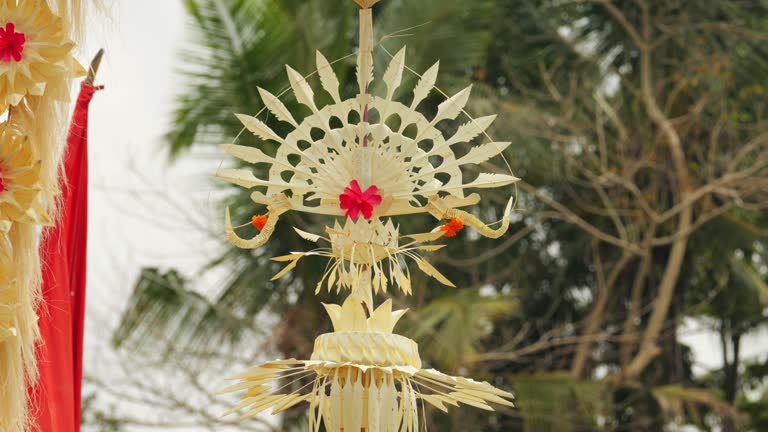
left=0, top=1, right=86, bottom=429
left=0, top=124, right=49, bottom=253
left=219, top=1, right=518, bottom=430
left=221, top=297, right=514, bottom=430
left=0, top=124, right=48, bottom=347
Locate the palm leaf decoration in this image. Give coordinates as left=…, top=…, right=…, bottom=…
left=115, top=0, right=500, bottom=359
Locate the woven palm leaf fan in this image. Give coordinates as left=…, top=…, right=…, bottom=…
left=218, top=1, right=518, bottom=430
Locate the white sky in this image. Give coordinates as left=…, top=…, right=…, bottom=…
left=82, top=1, right=225, bottom=324
left=79, top=2, right=245, bottom=428
left=74, top=0, right=765, bottom=427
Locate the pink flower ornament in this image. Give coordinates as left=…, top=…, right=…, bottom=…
left=0, top=22, right=26, bottom=63
left=339, top=180, right=382, bottom=220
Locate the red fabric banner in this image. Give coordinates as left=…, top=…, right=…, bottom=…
left=32, top=82, right=100, bottom=432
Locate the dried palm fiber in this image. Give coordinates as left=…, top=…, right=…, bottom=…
left=0, top=1, right=86, bottom=430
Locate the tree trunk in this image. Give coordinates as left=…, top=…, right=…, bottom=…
left=571, top=246, right=632, bottom=378
left=722, top=331, right=741, bottom=432
left=620, top=244, right=653, bottom=368
left=621, top=3, right=694, bottom=381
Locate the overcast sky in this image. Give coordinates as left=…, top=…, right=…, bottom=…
left=82, top=1, right=224, bottom=323
left=79, top=2, right=243, bottom=427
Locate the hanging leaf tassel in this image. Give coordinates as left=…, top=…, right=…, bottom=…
left=224, top=193, right=291, bottom=249
left=429, top=196, right=514, bottom=239
left=225, top=207, right=279, bottom=249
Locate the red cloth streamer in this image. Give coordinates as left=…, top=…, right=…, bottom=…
left=31, top=82, right=101, bottom=432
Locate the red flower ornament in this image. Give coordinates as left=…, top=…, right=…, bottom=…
left=339, top=180, right=382, bottom=220
left=0, top=23, right=26, bottom=63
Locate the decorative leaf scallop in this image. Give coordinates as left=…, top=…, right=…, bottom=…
left=446, top=173, right=519, bottom=191
left=217, top=168, right=301, bottom=191
left=383, top=47, right=406, bottom=100
left=432, top=85, right=472, bottom=125
left=294, top=227, right=323, bottom=243
left=446, top=115, right=497, bottom=145
left=316, top=51, right=341, bottom=103
left=258, top=87, right=298, bottom=127
left=220, top=144, right=274, bottom=165
left=415, top=174, right=518, bottom=197
left=411, top=61, right=439, bottom=109
left=456, top=141, right=512, bottom=166
left=286, top=65, right=317, bottom=111
left=235, top=113, right=284, bottom=143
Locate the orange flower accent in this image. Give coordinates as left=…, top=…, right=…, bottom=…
left=439, top=218, right=464, bottom=238
left=252, top=214, right=268, bottom=231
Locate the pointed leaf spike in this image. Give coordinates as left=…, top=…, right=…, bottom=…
left=446, top=115, right=497, bottom=146
left=316, top=51, right=342, bottom=103
left=457, top=141, right=512, bottom=166
left=286, top=65, right=317, bottom=111
left=390, top=309, right=408, bottom=331
left=293, top=227, right=322, bottom=243
left=235, top=114, right=284, bottom=143
left=368, top=299, right=393, bottom=332
left=433, top=85, right=472, bottom=124
left=357, top=8, right=374, bottom=97
left=457, top=173, right=520, bottom=190
left=383, top=46, right=406, bottom=100
left=257, top=87, right=298, bottom=127
left=411, top=61, right=440, bottom=109
left=323, top=303, right=344, bottom=331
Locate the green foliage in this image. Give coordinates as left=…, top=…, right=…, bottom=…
left=513, top=373, right=610, bottom=432
left=81, top=392, right=124, bottom=432
left=403, top=289, right=518, bottom=372
left=741, top=393, right=768, bottom=432
left=168, top=0, right=356, bottom=155
left=653, top=385, right=743, bottom=429
left=112, top=268, right=270, bottom=354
